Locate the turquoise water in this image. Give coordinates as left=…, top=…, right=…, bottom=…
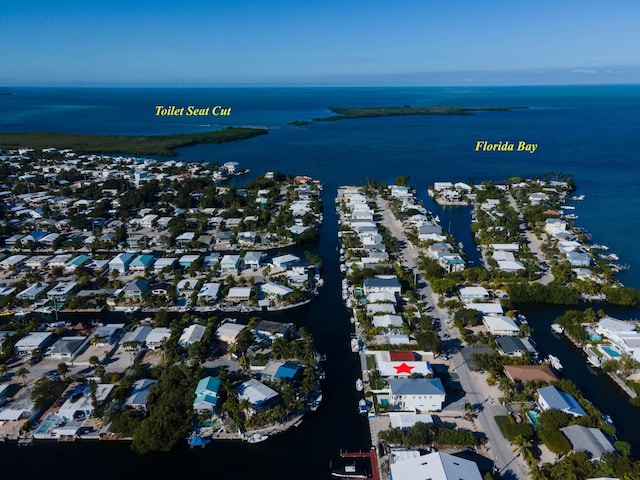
left=527, top=411, right=540, bottom=425
left=601, top=345, right=622, bottom=358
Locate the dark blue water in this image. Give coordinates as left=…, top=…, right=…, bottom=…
left=2, top=86, right=640, bottom=475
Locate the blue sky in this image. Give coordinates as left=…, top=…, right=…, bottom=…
left=1, top=0, right=639, bottom=86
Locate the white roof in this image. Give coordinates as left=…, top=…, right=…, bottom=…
left=367, top=291, right=397, bottom=304
left=372, top=314, right=403, bottom=328
left=389, top=412, right=434, bottom=428
left=237, top=378, right=278, bottom=407
left=179, top=324, right=206, bottom=345
left=197, top=282, right=220, bottom=298
left=459, top=286, right=489, bottom=297
left=483, top=315, right=520, bottom=333
left=497, top=260, right=525, bottom=271
left=228, top=287, right=252, bottom=298
left=378, top=360, right=433, bottom=377
left=146, top=327, right=171, bottom=345
left=465, top=302, right=503, bottom=315
left=154, top=257, right=177, bottom=268
left=215, top=323, right=245, bottom=342
left=15, top=331, right=53, bottom=349
left=390, top=451, right=482, bottom=480
left=261, top=282, right=293, bottom=297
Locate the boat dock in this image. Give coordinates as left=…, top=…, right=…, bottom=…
left=339, top=448, right=381, bottom=480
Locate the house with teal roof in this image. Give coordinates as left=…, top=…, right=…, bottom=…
left=64, top=254, right=91, bottom=272
left=193, top=376, right=221, bottom=414
left=130, top=254, right=155, bottom=273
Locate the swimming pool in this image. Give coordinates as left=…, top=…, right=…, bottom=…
left=600, top=345, right=621, bottom=358
left=527, top=411, right=540, bottom=425
left=35, top=414, right=63, bottom=437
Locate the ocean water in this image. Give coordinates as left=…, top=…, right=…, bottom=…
left=2, top=86, right=640, bottom=476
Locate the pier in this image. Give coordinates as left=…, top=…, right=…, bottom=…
left=339, top=448, right=381, bottom=480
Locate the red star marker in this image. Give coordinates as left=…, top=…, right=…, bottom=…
left=393, top=362, right=415, bottom=374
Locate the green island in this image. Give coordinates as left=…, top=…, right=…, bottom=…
left=312, top=105, right=526, bottom=122
left=0, top=127, right=268, bottom=157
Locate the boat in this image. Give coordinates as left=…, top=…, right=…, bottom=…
left=247, top=433, right=269, bottom=444
left=570, top=194, right=585, bottom=201
left=311, top=394, right=322, bottom=412
left=0, top=310, right=13, bottom=317
left=358, top=399, right=368, bottom=415
left=355, top=378, right=364, bottom=392
left=547, top=355, right=563, bottom=371
left=331, top=464, right=371, bottom=479
left=13, top=310, right=30, bottom=317
left=551, top=324, right=565, bottom=334
left=351, top=338, right=360, bottom=353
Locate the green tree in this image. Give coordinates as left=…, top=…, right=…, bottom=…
left=16, top=366, right=29, bottom=386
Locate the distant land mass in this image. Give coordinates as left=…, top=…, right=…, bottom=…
left=312, top=105, right=527, bottom=122
left=0, top=127, right=268, bottom=156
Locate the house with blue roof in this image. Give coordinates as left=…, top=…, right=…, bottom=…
left=193, top=376, right=221, bottom=414
left=537, top=385, right=586, bottom=417
left=260, top=360, right=303, bottom=382
left=109, top=252, right=136, bottom=274
left=389, top=378, right=446, bottom=412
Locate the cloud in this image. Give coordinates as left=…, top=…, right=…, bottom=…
left=573, top=69, right=597, bottom=74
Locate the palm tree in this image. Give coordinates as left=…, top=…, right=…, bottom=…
left=0, top=363, right=8, bottom=381
left=16, top=366, right=29, bottom=386
left=57, top=362, right=69, bottom=379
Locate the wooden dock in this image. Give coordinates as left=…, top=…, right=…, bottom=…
left=339, top=448, right=381, bottom=480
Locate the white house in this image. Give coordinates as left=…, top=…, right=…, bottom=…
left=459, top=286, right=489, bottom=303
left=483, top=315, right=520, bottom=336
left=197, top=282, right=220, bottom=303
left=260, top=282, right=293, bottom=298
left=145, top=328, right=171, bottom=350
left=272, top=254, right=301, bottom=271
left=390, top=452, right=482, bottom=480
left=389, top=378, right=446, bottom=412
left=236, top=379, right=279, bottom=413
left=545, top=218, right=567, bottom=236
left=14, top=332, right=54, bottom=355
left=363, top=276, right=402, bottom=295
left=220, top=254, right=241, bottom=274
left=179, top=324, right=206, bottom=347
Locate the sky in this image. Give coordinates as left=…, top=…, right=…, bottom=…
left=1, top=0, right=639, bottom=86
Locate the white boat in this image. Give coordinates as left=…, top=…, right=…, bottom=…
left=351, top=338, right=360, bottom=353
left=547, top=355, right=563, bottom=371
left=355, top=378, right=364, bottom=392
left=331, top=464, right=371, bottom=479
left=311, top=394, right=322, bottom=412
left=551, top=324, right=564, bottom=334
left=13, top=310, right=30, bottom=317
left=247, top=433, right=269, bottom=444
left=358, top=399, right=368, bottom=415
left=570, top=195, right=585, bottom=201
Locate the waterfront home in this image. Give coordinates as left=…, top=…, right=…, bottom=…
left=363, top=276, right=402, bottom=295
left=286, top=261, right=311, bottom=283
left=272, top=253, right=301, bottom=271
left=503, top=365, right=558, bottom=384
left=390, top=451, right=482, bottom=480
left=0, top=254, right=27, bottom=270
left=46, top=281, right=77, bottom=302
left=109, top=252, right=136, bottom=274
left=237, top=378, right=280, bottom=414
left=459, top=286, right=489, bottom=303
left=193, top=376, right=221, bottom=413
left=153, top=257, right=177, bottom=273
left=17, top=282, right=50, bottom=301
left=14, top=331, right=54, bottom=355
left=260, top=281, right=293, bottom=299
left=64, top=254, right=91, bottom=272
left=123, top=279, right=150, bottom=299
left=179, top=324, right=206, bottom=347
left=129, top=254, right=155, bottom=272
left=594, top=316, right=640, bottom=362
left=566, top=251, right=591, bottom=267
left=496, top=336, right=528, bottom=357
left=215, top=322, right=245, bottom=345
left=197, top=282, right=220, bottom=303
left=25, top=255, right=51, bottom=269
left=372, top=314, right=403, bottom=329
left=374, top=351, right=434, bottom=378
left=125, top=379, right=158, bottom=411
left=254, top=320, right=292, bottom=340
left=483, top=315, right=520, bottom=336
left=367, top=303, right=396, bottom=315
left=179, top=254, right=200, bottom=268
left=48, top=253, right=72, bottom=269
left=465, top=302, right=503, bottom=316
left=46, top=336, right=89, bottom=360
left=220, top=254, right=241, bottom=274
left=242, top=251, right=263, bottom=270
left=545, top=218, right=567, bottom=236
left=389, top=378, right=446, bottom=412
left=417, top=224, right=446, bottom=242
left=227, top=287, right=252, bottom=302
left=58, top=383, right=114, bottom=421
left=260, top=361, right=302, bottom=383
left=176, top=279, right=199, bottom=298
left=560, top=425, right=615, bottom=461
left=437, top=252, right=466, bottom=273
left=537, top=385, right=586, bottom=417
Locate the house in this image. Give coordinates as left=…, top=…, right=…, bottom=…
left=140, top=214, right=158, bottom=228
left=215, top=322, right=245, bottom=344
left=237, top=378, right=280, bottom=413
left=367, top=303, right=396, bottom=315
left=272, top=254, right=301, bottom=271
left=390, top=451, right=482, bottom=480
left=109, top=252, right=136, bottom=274
left=17, top=282, right=50, bottom=301
left=372, top=314, right=403, bottom=329
left=220, top=254, right=241, bottom=274
left=389, top=378, right=446, bottom=412
left=465, top=302, right=503, bottom=316
left=178, top=254, right=200, bottom=268
left=560, top=425, right=615, bottom=461
left=260, top=282, right=293, bottom=298
left=153, top=257, right=177, bottom=273
left=537, top=385, right=586, bottom=417
left=58, top=384, right=114, bottom=422
left=227, top=287, right=252, bottom=302
left=193, top=376, right=221, bottom=413
left=120, top=326, right=152, bottom=348
left=197, top=282, right=220, bottom=303
left=367, top=291, right=397, bottom=305
left=260, top=360, right=303, bottom=383
left=46, top=281, right=77, bottom=302
left=374, top=351, right=433, bottom=378
left=254, top=320, right=292, bottom=340
left=176, top=279, right=199, bottom=298
left=64, top=254, right=91, bottom=272
left=46, top=336, right=88, bottom=359
left=566, top=251, right=591, bottom=267
left=25, top=255, right=51, bottom=269
left=179, top=324, right=206, bottom=347
left=496, top=336, right=528, bottom=356
left=243, top=251, right=263, bottom=270
left=0, top=254, right=27, bottom=270
left=15, top=331, right=54, bottom=355
left=483, top=315, right=520, bottom=336
left=459, top=286, right=489, bottom=302
left=363, top=276, right=402, bottom=295
left=203, top=252, right=220, bottom=269
left=125, top=379, right=158, bottom=411
left=122, top=278, right=149, bottom=299
left=129, top=254, right=155, bottom=272
left=145, top=327, right=171, bottom=350
left=545, top=218, right=567, bottom=235
left=91, top=324, right=125, bottom=345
